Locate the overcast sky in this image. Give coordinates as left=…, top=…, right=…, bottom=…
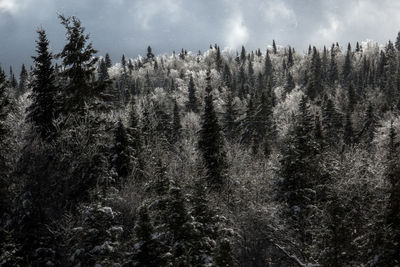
left=1, top=0, right=400, bottom=71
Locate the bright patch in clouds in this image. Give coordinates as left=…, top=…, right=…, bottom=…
left=134, top=0, right=183, bottom=29
left=225, top=14, right=248, bottom=49
left=0, top=0, right=30, bottom=14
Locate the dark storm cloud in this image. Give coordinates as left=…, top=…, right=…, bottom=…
left=1, top=0, right=400, bottom=70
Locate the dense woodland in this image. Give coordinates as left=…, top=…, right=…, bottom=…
left=1, top=15, right=400, bottom=266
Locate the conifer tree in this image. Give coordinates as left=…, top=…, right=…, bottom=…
left=105, top=52, right=112, bottom=68
left=0, top=70, right=11, bottom=218
left=307, top=47, right=323, bottom=100
left=216, top=46, right=223, bottom=72
left=147, top=45, right=154, bottom=61
left=322, top=98, right=343, bottom=146
left=222, top=63, right=232, bottom=88
left=171, top=99, right=182, bottom=144
left=186, top=75, right=199, bottom=112
left=385, top=121, right=400, bottom=265
left=110, top=119, right=132, bottom=184
left=223, top=92, right=238, bottom=142
left=57, top=15, right=106, bottom=114
left=395, top=31, right=400, bottom=51
left=358, top=102, right=376, bottom=145
left=26, top=29, right=58, bottom=141
left=240, top=46, right=246, bottom=63
left=131, top=205, right=164, bottom=266
left=272, top=40, right=277, bottom=54
left=284, top=72, right=295, bottom=96
left=328, top=44, right=339, bottom=87
left=215, top=238, right=234, bottom=267
left=98, top=58, right=109, bottom=81
left=127, top=99, right=145, bottom=181
left=287, top=46, right=294, bottom=68
left=9, top=66, right=17, bottom=89
left=248, top=59, right=254, bottom=88
left=343, top=110, right=354, bottom=146
left=198, top=69, right=229, bottom=190
left=264, top=50, right=273, bottom=85
left=18, top=64, right=28, bottom=96
left=342, top=43, right=352, bottom=86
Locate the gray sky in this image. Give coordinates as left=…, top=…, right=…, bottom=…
left=1, top=0, right=400, bottom=72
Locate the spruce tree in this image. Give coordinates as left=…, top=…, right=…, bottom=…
left=328, top=44, right=339, bottom=87
left=343, top=110, right=354, bottom=146
left=110, top=119, right=132, bottom=184
left=171, top=99, right=182, bottom=144
left=307, top=47, right=323, bottom=100
left=98, top=58, right=109, bottom=81
left=385, top=121, right=400, bottom=265
left=18, top=64, right=28, bottom=96
left=216, top=46, right=223, bottom=72
left=395, top=31, right=400, bottom=51
left=284, top=72, right=295, bottom=96
left=26, top=29, right=58, bottom=141
left=186, top=75, right=199, bottom=112
left=223, top=92, right=238, bottom=142
left=264, top=50, right=273, bottom=85
left=287, top=46, right=294, bottom=68
left=322, top=98, right=343, bottom=146
left=127, top=99, right=145, bottom=181
left=105, top=52, right=112, bottom=68
left=198, top=69, right=229, bottom=190
left=147, top=45, right=154, bottom=61
left=272, top=40, right=277, bottom=54
left=132, top=205, right=164, bottom=266
left=57, top=15, right=106, bottom=114
left=342, top=43, right=352, bottom=86
left=0, top=70, right=11, bottom=218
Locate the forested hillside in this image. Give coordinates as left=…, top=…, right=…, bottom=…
left=1, top=15, right=400, bottom=266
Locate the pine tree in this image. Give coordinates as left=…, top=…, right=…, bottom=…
left=127, top=99, right=145, bottom=181
left=198, top=69, right=229, bottom=190
left=57, top=15, right=106, bottom=115
left=272, top=40, right=277, bottom=54
left=347, top=83, right=356, bottom=112
left=171, top=100, right=182, bottom=144
left=18, top=64, right=28, bottom=96
left=264, top=50, right=273, bottom=84
left=307, top=47, right=323, bottom=100
left=215, top=238, right=234, bottom=267
left=222, top=63, right=232, bottom=88
left=385, top=121, right=400, bottom=265
left=190, top=180, right=218, bottom=266
left=26, top=29, right=58, bottom=141
left=248, top=59, right=254, bottom=88
left=240, top=46, right=246, bottom=63
left=132, top=205, right=164, bottom=266
left=110, top=119, right=132, bottom=185
left=216, top=46, right=223, bottom=72
left=322, top=98, right=343, bottom=146
left=105, top=52, right=112, bottom=68
left=186, top=75, right=199, bottom=112
left=147, top=45, right=154, bottom=61
left=328, top=44, right=339, bottom=87
left=0, top=70, right=11, bottom=218
left=121, top=54, right=127, bottom=71
left=287, top=46, right=294, bottom=68
left=9, top=66, right=17, bottom=89
left=342, top=43, right=352, bottom=86
left=357, top=102, right=376, bottom=145
left=223, top=92, right=238, bottom=141
left=395, top=31, right=400, bottom=51
left=343, top=110, right=354, bottom=146
left=284, top=71, right=295, bottom=96
left=98, top=58, right=109, bottom=81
